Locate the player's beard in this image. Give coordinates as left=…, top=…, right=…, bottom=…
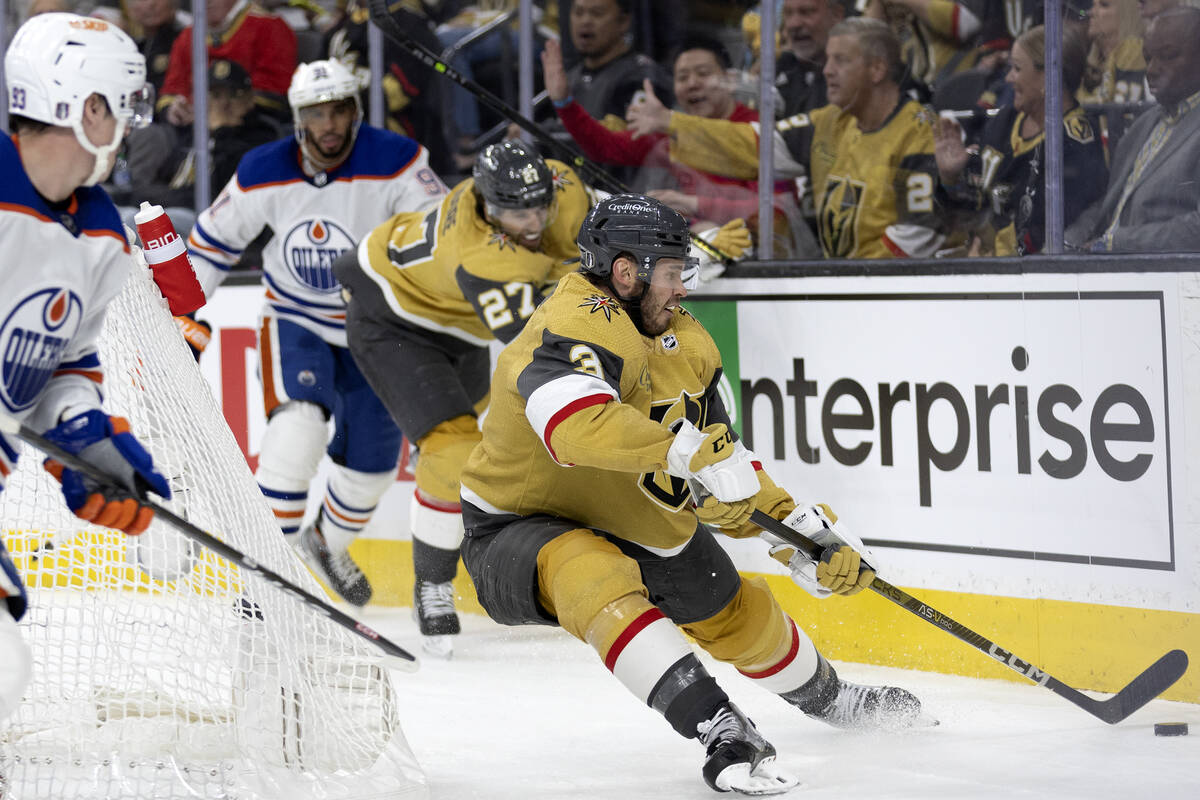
left=618, top=282, right=670, bottom=338
left=302, top=127, right=352, bottom=171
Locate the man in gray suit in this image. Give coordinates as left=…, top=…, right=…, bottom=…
left=1066, top=6, right=1200, bottom=253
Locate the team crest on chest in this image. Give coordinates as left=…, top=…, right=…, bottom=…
left=578, top=294, right=623, bottom=321
left=282, top=218, right=354, bottom=293
left=0, top=287, right=83, bottom=412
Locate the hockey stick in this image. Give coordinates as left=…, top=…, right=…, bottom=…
left=0, top=412, right=419, bottom=671
left=750, top=509, right=1188, bottom=724
left=364, top=0, right=737, bottom=268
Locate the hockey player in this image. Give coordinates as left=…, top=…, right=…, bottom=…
left=458, top=194, right=926, bottom=794
left=333, top=140, right=596, bottom=656
left=186, top=59, right=447, bottom=606
left=2, top=14, right=170, bottom=718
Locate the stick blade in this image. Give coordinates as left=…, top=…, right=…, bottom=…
left=1100, top=649, right=1189, bottom=724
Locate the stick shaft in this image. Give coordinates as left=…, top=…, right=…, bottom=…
left=365, top=0, right=735, bottom=266
left=3, top=414, right=418, bottom=666
left=751, top=509, right=1186, bottom=722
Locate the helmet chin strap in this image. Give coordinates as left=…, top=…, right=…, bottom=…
left=73, top=116, right=128, bottom=188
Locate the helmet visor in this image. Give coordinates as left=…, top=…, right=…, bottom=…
left=645, top=255, right=701, bottom=292
left=126, top=82, right=155, bottom=129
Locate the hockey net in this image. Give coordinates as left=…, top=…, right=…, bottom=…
left=0, top=260, right=428, bottom=799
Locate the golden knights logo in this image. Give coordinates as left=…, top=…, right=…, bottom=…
left=641, top=390, right=707, bottom=511
left=578, top=294, right=622, bottom=321
left=550, top=165, right=573, bottom=193
left=488, top=230, right=517, bottom=252
left=819, top=174, right=866, bottom=258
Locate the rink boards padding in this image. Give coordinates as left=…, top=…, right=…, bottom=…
left=192, top=261, right=1199, bottom=703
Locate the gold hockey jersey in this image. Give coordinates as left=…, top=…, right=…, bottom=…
left=461, top=272, right=752, bottom=553
left=669, top=100, right=945, bottom=259
left=357, top=159, right=593, bottom=345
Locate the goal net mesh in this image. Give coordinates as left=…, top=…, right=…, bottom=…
left=0, top=260, right=427, bottom=799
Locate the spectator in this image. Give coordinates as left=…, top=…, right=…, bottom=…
left=1139, top=0, right=1184, bottom=21
left=560, top=0, right=671, bottom=127
left=119, top=58, right=280, bottom=234
left=771, top=0, right=846, bottom=116
left=1065, top=6, right=1200, bottom=252
left=127, top=0, right=188, bottom=92
left=435, top=1, right=557, bottom=169
left=631, top=17, right=949, bottom=259
left=543, top=34, right=790, bottom=229
left=326, top=0, right=453, bottom=176
left=1078, top=0, right=1147, bottom=105
left=934, top=25, right=1108, bottom=255
left=158, top=0, right=297, bottom=126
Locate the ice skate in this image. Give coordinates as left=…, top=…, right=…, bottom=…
left=413, top=579, right=460, bottom=658
left=808, top=679, right=929, bottom=730
left=697, top=703, right=800, bottom=795
left=297, top=522, right=372, bottom=607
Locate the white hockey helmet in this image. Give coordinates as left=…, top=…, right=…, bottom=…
left=4, top=13, right=152, bottom=186
left=287, top=59, right=364, bottom=168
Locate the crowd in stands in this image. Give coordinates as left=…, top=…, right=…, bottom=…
left=6, top=0, right=1200, bottom=262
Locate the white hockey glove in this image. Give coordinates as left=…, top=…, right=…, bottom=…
left=761, top=504, right=878, bottom=598
left=666, top=420, right=758, bottom=502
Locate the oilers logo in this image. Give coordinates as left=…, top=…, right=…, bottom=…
left=0, top=287, right=83, bottom=413
left=282, top=218, right=355, bottom=293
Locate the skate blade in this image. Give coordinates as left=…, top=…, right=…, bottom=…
left=713, top=757, right=801, bottom=795
left=421, top=634, right=455, bottom=659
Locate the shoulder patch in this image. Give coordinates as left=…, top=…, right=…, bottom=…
left=913, top=105, right=938, bottom=127
left=1064, top=114, right=1095, bottom=145
left=551, top=165, right=574, bottom=194
left=777, top=113, right=812, bottom=132
left=578, top=294, right=623, bottom=321
left=488, top=230, right=517, bottom=251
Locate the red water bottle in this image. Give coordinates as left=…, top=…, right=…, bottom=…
left=134, top=202, right=206, bottom=315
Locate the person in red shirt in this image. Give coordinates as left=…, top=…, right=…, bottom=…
left=158, top=0, right=297, bottom=125
left=543, top=33, right=793, bottom=231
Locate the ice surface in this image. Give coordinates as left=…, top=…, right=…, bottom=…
left=359, top=609, right=1200, bottom=800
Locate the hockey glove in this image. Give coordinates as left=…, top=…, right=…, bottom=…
left=703, top=218, right=753, bottom=261
left=761, top=503, right=877, bottom=597
left=666, top=420, right=758, bottom=502
left=174, top=315, right=211, bottom=361
left=42, top=411, right=171, bottom=535
left=693, top=494, right=756, bottom=531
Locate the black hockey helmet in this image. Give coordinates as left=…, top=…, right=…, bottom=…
left=577, top=194, right=699, bottom=289
left=472, top=140, right=553, bottom=209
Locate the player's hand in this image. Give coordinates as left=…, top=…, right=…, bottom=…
left=761, top=503, right=877, bottom=597
left=666, top=419, right=758, bottom=502
left=703, top=218, right=753, bottom=260
left=174, top=315, right=211, bottom=361
left=647, top=189, right=699, bottom=216
left=693, top=494, right=755, bottom=530
left=625, top=79, right=671, bottom=139
left=42, top=411, right=171, bottom=535
left=540, top=38, right=569, bottom=103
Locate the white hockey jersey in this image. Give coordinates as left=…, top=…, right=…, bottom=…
left=187, top=126, right=447, bottom=346
left=0, top=133, right=131, bottom=485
